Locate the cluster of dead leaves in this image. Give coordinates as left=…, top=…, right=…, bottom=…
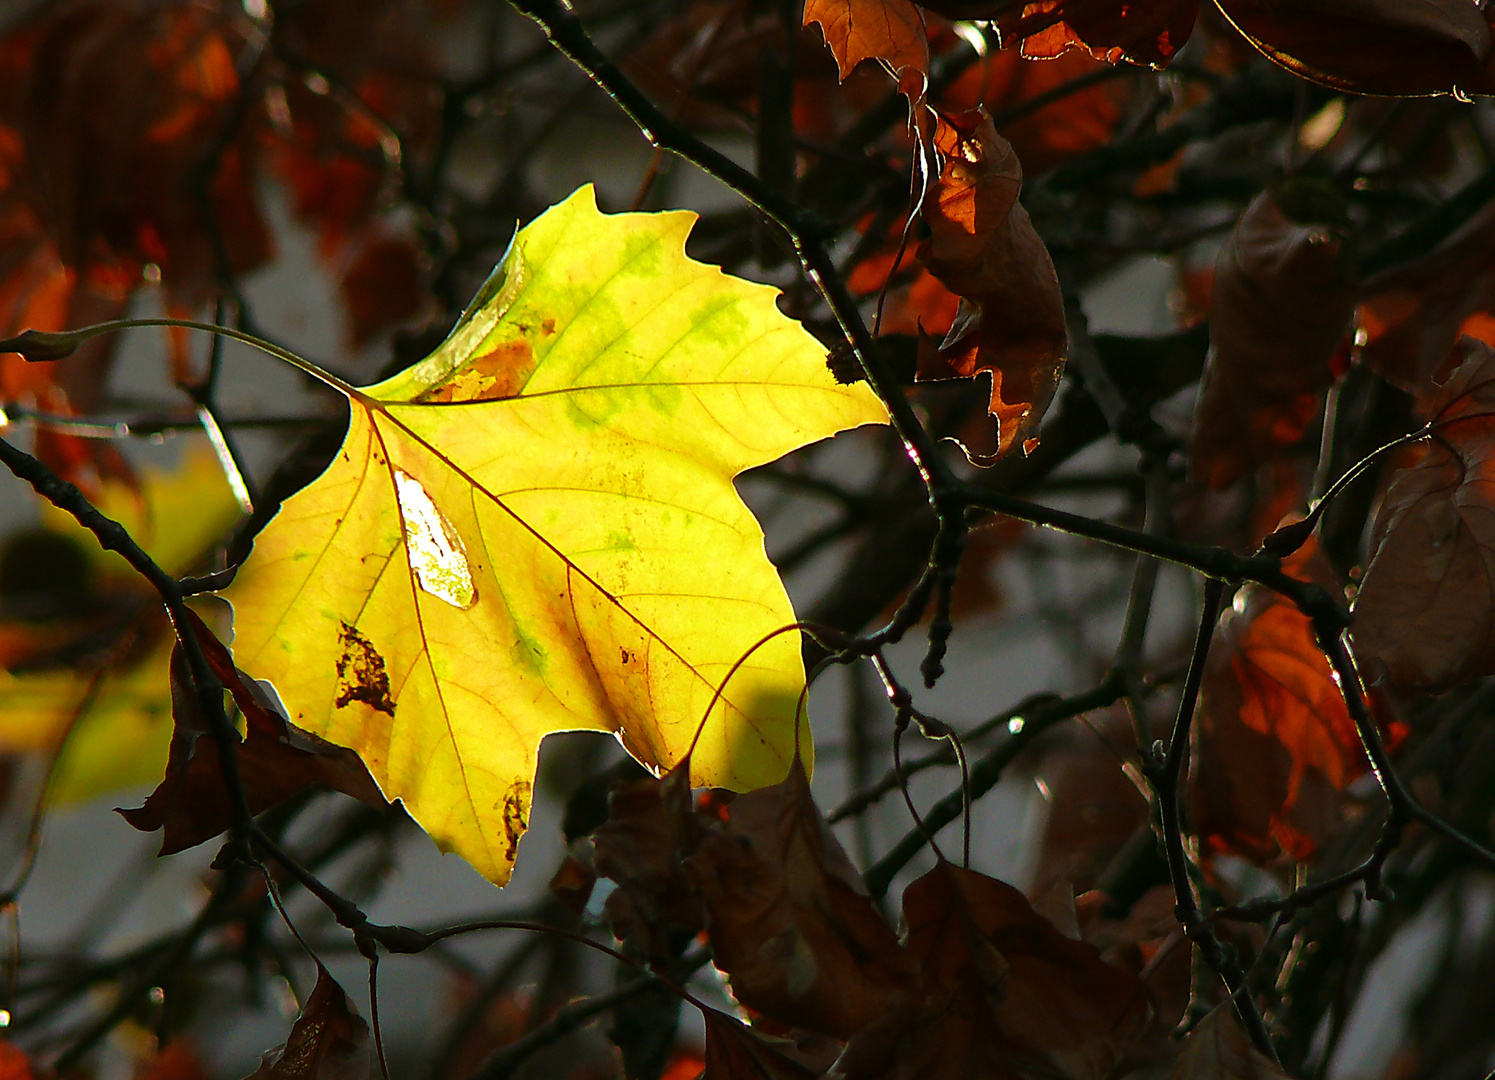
left=803, top=0, right=1495, bottom=99
left=546, top=746, right=1286, bottom=1080
left=0, top=0, right=445, bottom=488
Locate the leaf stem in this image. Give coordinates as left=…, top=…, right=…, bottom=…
left=3, top=317, right=356, bottom=397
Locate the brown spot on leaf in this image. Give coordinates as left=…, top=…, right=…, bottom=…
left=417, top=339, right=537, bottom=403
left=501, top=781, right=531, bottom=864
left=335, top=621, right=395, bottom=715
left=620, top=647, right=633, bottom=664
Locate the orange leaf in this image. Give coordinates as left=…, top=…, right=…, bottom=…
left=1191, top=190, right=1356, bottom=489
left=832, top=861, right=1153, bottom=1080
left=684, top=752, right=917, bottom=1039
left=804, top=0, right=929, bottom=80
left=1214, top=0, right=1493, bottom=98
left=916, top=110, right=1067, bottom=458
left=938, top=48, right=1126, bottom=174
left=1352, top=338, right=1495, bottom=692
left=1192, top=540, right=1372, bottom=864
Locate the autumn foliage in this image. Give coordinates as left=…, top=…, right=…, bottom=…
left=7, top=0, right=1495, bottom=1078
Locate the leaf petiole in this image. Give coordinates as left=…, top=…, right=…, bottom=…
left=1, top=317, right=358, bottom=398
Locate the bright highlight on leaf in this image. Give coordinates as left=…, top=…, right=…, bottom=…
left=224, top=186, right=887, bottom=885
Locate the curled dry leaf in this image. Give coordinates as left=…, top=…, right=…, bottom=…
left=245, top=963, right=372, bottom=1080
left=1166, top=1007, right=1290, bottom=1080
left=1192, top=540, right=1373, bottom=863
left=1191, top=190, right=1356, bottom=489
left=120, top=610, right=385, bottom=855
left=916, top=110, right=1067, bottom=458
left=804, top=0, right=928, bottom=81
left=1353, top=338, right=1495, bottom=693
left=590, top=761, right=706, bottom=966
left=830, top=860, right=1152, bottom=1080
left=684, top=751, right=916, bottom=1039
left=1214, top=0, right=1493, bottom=98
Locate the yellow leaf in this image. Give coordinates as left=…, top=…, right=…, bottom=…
left=224, top=186, right=887, bottom=884
left=0, top=444, right=240, bottom=805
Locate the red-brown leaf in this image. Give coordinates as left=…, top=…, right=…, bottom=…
left=831, top=861, right=1152, bottom=1080
left=1214, top=0, right=1493, bottom=98
left=120, top=611, right=386, bottom=855
left=1352, top=339, right=1495, bottom=692
left=1192, top=541, right=1372, bottom=863
left=685, top=753, right=916, bottom=1039
left=245, top=963, right=372, bottom=1080
left=986, top=0, right=1199, bottom=68
left=1191, top=191, right=1356, bottom=489
left=1357, top=203, right=1495, bottom=395
left=804, top=0, right=929, bottom=80
left=916, top=110, right=1067, bottom=458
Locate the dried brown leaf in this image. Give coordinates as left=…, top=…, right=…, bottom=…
left=119, top=611, right=386, bottom=855
left=685, top=753, right=916, bottom=1039
left=245, top=963, right=372, bottom=1080
left=1353, top=339, right=1495, bottom=692
left=1191, top=191, right=1356, bottom=489
left=700, top=1008, right=821, bottom=1080
left=916, top=110, right=1067, bottom=458
left=831, top=861, right=1152, bottom=1080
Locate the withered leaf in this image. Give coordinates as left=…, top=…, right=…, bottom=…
left=700, top=1007, right=821, bottom=1080
left=684, top=752, right=916, bottom=1039
left=1192, top=540, right=1371, bottom=864
left=831, top=861, right=1152, bottom=1080
left=804, top=0, right=928, bottom=81
left=1166, top=1007, right=1290, bottom=1080
left=120, top=611, right=386, bottom=855
left=1353, top=338, right=1495, bottom=693
left=1357, top=203, right=1495, bottom=395
left=589, top=761, right=708, bottom=967
left=1191, top=190, right=1356, bottom=489
left=916, top=110, right=1067, bottom=459
left=1214, top=0, right=1493, bottom=98
left=245, top=963, right=372, bottom=1080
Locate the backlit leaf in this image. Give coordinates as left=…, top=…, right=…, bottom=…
left=1192, top=540, right=1373, bottom=863
left=224, top=186, right=887, bottom=885
left=915, top=110, right=1067, bottom=459
left=804, top=0, right=929, bottom=81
